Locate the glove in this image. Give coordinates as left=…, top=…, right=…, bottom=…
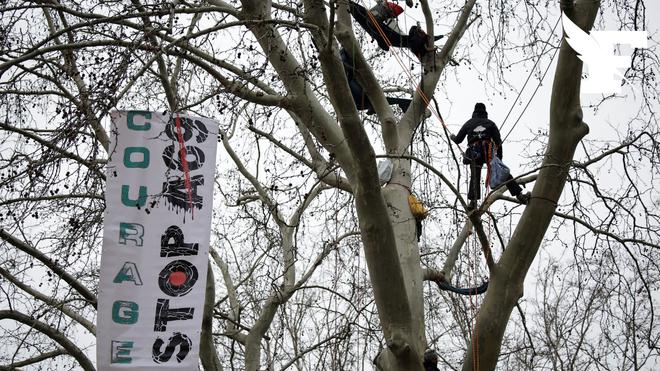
left=450, top=134, right=457, bottom=143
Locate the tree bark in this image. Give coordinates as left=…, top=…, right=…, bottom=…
left=462, top=1, right=598, bottom=370
left=383, top=184, right=425, bottom=352
left=201, top=263, right=224, bottom=371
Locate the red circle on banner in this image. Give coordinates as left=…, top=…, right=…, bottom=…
left=169, top=271, right=187, bottom=286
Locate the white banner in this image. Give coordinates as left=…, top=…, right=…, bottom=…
left=98, top=111, right=218, bottom=370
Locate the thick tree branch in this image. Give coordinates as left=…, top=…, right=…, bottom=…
left=463, top=1, right=600, bottom=369
left=441, top=222, right=472, bottom=280
left=0, top=348, right=66, bottom=371
left=200, top=262, right=224, bottom=371
left=210, top=248, right=247, bottom=344
left=399, top=0, right=478, bottom=148
left=466, top=212, right=495, bottom=271
left=0, top=310, right=95, bottom=371
left=0, top=267, right=96, bottom=334
left=333, top=1, right=399, bottom=154
left=240, top=0, right=355, bottom=180
left=0, top=228, right=97, bottom=308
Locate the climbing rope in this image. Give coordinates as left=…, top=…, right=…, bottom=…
left=356, top=0, right=453, bottom=134
left=347, top=4, right=565, bottom=368
left=500, top=17, right=561, bottom=142
left=502, top=45, right=559, bottom=143
left=468, top=223, right=480, bottom=371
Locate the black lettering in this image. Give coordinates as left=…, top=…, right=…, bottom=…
left=154, top=299, right=195, bottom=331
left=158, top=260, right=198, bottom=297
left=162, top=145, right=206, bottom=171
left=165, top=117, right=209, bottom=144
left=160, top=226, right=199, bottom=257
left=152, top=332, right=192, bottom=363
left=162, top=175, right=204, bottom=212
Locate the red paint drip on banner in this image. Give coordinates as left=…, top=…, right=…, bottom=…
left=175, top=113, right=194, bottom=219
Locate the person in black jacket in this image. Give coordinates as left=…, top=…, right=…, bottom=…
left=423, top=349, right=440, bottom=371
left=340, top=48, right=411, bottom=114
left=348, top=1, right=442, bottom=58
left=450, top=103, right=530, bottom=210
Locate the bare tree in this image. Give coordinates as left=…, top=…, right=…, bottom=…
left=0, top=0, right=658, bottom=370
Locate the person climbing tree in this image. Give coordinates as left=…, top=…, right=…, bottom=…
left=340, top=48, right=412, bottom=114
left=368, top=0, right=406, bottom=24
left=423, top=349, right=440, bottom=371
left=348, top=0, right=443, bottom=58
left=450, top=103, right=531, bottom=210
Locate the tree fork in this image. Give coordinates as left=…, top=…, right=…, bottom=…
left=462, top=1, right=598, bottom=370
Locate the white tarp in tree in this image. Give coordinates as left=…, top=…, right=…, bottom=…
left=97, top=111, right=218, bottom=370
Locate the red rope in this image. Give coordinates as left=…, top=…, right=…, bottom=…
left=175, top=113, right=194, bottom=219
left=361, top=1, right=448, bottom=128
left=363, top=5, right=489, bottom=367
left=485, top=141, right=492, bottom=191
left=361, top=8, right=484, bottom=365
left=465, top=164, right=481, bottom=371
left=470, top=232, right=480, bottom=371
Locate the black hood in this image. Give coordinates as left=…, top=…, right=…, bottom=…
left=472, top=102, right=488, bottom=119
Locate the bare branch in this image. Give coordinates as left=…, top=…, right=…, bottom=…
left=0, top=267, right=96, bottom=334
left=0, top=310, right=95, bottom=371
left=0, top=348, right=67, bottom=371
left=0, top=229, right=97, bottom=308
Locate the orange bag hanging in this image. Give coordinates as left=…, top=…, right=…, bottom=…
left=408, top=194, right=429, bottom=220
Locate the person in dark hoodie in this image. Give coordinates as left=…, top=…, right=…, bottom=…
left=348, top=1, right=442, bottom=58
left=450, top=103, right=531, bottom=210
left=423, top=349, right=440, bottom=371
left=340, top=48, right=411, bottom=114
